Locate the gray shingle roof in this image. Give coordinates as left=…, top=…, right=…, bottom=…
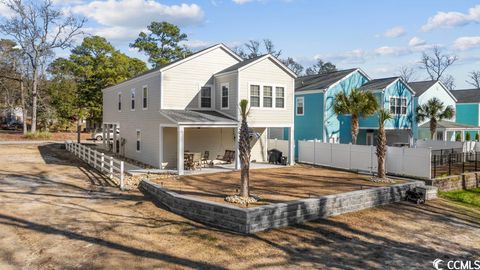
left=295, top=68, right=358, bottom=92
left=451, top=89, right=480, bottom=103
left=408, top=80, right=437, bottom=96
left=215, top=55, right=266, bottom=75
left=358, top=77, right=399, bottom=91
left=419, top=120, right=477, bottom=129
left=160, top=110, right=238, bottom=124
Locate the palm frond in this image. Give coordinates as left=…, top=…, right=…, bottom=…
left=239, top=99, right=249, bottom=119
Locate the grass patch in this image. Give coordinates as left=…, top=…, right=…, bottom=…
left=439, top=188, right=480, bottom=208
left=23, top=131, right=52, bottom=140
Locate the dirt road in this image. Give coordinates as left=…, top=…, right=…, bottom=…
left=0, top=143, right=479, bottom=269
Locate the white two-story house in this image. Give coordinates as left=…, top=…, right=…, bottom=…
left=102, top=44, right=296, bottom=174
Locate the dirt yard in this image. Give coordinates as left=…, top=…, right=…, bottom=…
left=151, top=166, right=404, bottom=207
left=0, top=143, right=479, bottom=269
left=0, top=130, right=91, bottom=141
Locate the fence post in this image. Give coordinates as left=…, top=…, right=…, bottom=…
left=109, top=156, right=113, bottom=179
left=448, top=154, right=452, bottom=176
left=120, top=161, right=124, bottom=191
left=93, top=151, right=97, bottom=169
left=101, top=152, right=105, bottom=172
left=462, top=152, right=465, bottom=173
left=476, top=152, right=478, bottom=172
left=433, top=155, right=436, bottom=179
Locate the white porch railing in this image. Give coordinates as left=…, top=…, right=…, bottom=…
left=65, top=141, right=125, bottom=190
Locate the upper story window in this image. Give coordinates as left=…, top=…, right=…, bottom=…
left=221, top=83, right=229, bottom=109
left=131, top=89, right=135, bottom=111
left=142, top=86, right=148, bottom=109
left=250, top=85, right=260, bottom=107
left=200, top=86, right=212, bottom=108
left=118, top=93, right=122, bottom=111
left=296, top=96, right=304, bottom=116
left=389, top=97, right=407, bottom=115
left=263, top=86, right=273, bottom=108
left=275, top=87, right=285, bottom=108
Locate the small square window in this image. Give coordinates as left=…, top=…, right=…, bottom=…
left=221, top=84, right=229, bottom=108
left=250, top=85, right=260, bottom=107
left=200, top=86, right=211, bottom=108
left=275, top=87, right=285, bottom=108
left=263, top=86, right=273, bottom=108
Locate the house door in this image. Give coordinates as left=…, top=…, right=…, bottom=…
left=366, top=132, right=374, bottom=145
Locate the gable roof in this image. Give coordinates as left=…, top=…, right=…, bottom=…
left=103, top=43, right=242, bottom=91
left=358, top=77, right=399, bottom=91
left=295, top=68, right=363, bottom=92
left=451, top=89, right=480, bottom=103
left=408, top=80, right=437, bottom=96
left=160, top=110, right=238, bottom=125
left=215, top=54, right=297, bottom=78
left=419, top=120, right=477, bottom=129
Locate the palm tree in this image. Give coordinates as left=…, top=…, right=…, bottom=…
left=376, top=109, right=392, bottom=179
left=239, top=99, right=251, bottom=198
left=333, top=89, right=379, bottom=144
left=416, top=97, right=455, bottom=140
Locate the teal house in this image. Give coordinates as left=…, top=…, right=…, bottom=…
left=451, top=89, right=480, bottom=140
left=292, top=68, right=369, bottom=146
left=357, top=77, right=416, bottom=145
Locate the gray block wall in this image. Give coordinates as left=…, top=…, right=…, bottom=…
left=139, top=180, right=425, bottom=234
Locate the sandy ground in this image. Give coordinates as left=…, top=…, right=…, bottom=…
left=0, top=143, right=479, bottom=269
left=0, top=130, right=91, bottom=141
left=151, top=166, right=403, bottom=207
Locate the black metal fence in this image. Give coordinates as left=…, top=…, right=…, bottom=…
left=432, top=151, right=480, bottom=178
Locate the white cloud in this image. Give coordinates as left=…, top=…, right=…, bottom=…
left=384, top=26, right=405, bottom=38
left=315, top=49, right=368, bottom=64
left=374, top=46, right=409, bottom=56
left=408, top=37, right=426, bottom=47
left=0, top=2, right=14, bottom=18
left=83, top=26, right=143, bottom=42
left=232, top=0, right=254, bottom=4
left=422, top=5, right=480, bottom=32
left=181, top=39, right=215, bottom=49
left=453, top=36, right=480, bottom=50
left=71, top=0, right=204, bottom=29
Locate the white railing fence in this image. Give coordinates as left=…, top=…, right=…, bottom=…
left=267, top=139, right=289, bottom=156
left=65, top=141, right=124, bottom=190
left=416, top=140, right=478, bottom=153
left=298, top=140, right=431, bottom=179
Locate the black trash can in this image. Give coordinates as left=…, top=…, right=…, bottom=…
left=268, top=149, right=282, bottom=164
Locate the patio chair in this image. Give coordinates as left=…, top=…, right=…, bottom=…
left=184, top=153, right=194, bottom=170
left=192, top=152, right=202, bottom=170
left=216, top=150, right=235, bottom=164
left=201, top=151, right=211, bottom=167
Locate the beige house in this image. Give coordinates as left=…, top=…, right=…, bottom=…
left=102, top=44, right=296, bottom=175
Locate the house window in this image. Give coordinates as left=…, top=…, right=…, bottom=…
left=296, top=96, right=304, bottom=115
left=131, top=89, right=135, bottom=111
left=136, top=130, right=141, bottom=152
left=275, top=87, right=285, bottom=108
left=263, top=86, right=273, bottom=108
left=200, top=86, right=211, bottom=108
left=250, top=85, right=260, bottom=107
left=142, top=86, right=148, bottom=109
left=221, top=83, right=229, bottom=109
left=118, top=93, right=122, bottom=111
left=389, top=97, right=407, bottom=115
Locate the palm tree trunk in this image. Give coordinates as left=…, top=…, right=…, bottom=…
left=30, top=66, right=38, bottom=133
left=377, top=124, right=387, bottom=178
left=351, top=114, right=359, bottom=144
left=239, top=119, right=250, bottom=198
left=429, top=118, right=437, bottom=140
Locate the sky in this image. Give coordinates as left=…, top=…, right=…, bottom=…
left=2, top=0, right=480, bottom=89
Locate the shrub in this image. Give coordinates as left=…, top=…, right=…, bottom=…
left=24, top=131, right=52, bottom=140
left=476, top=133, right=480, bottom=142
left=455, top=133, right=461, bottom=141
left=466, top=132, right=471, bottom=141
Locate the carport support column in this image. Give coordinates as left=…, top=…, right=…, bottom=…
left=235, top=126, right=241, bottom=170
left=112, top=124, right=117, bottom=153
left=177, top=126, right=185, bottom=175
left=106, top=124, right=111, bottom=151
left=288, top=126, right=295, bottom=165
left=102, top=124, right=107, bottom=149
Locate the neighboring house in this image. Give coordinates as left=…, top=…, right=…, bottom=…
left=293, top=68, right=370, bottom=146
left=451, top=89, right=480, bottom=140
left=408, top=80, right=457, bottom=141
left=0, top=107, right=23, bottom=124
left=358, top=77, right=415, bottom=146
left=102, top=44, right=296, bottom=174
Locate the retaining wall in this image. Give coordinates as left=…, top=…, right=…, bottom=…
left=139, top=179, right=425, bottom=234
left=428, top=172, right=480, bottom=192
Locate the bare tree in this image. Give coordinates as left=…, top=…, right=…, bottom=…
left=466, top=71, right=480, bottom=88
left=397, top=65, right=417, bottom=82
left=305, top=59, right=337, bottom=75
left=234, top=39, right=281, bottom=59
left=0, top=0, right=85, bottom=132
left=420, top=46, right=457, bottom=81
left=280, top=57, right=303, bottom=76
left=263, top=39, right=281, bottom=58
left=441, top=74, right=455, bottom=90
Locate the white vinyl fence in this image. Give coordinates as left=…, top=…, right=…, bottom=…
left=298, top=140, right=431, bottom=179
left=65, top=141, right=125, bottom=190
left=416, top=140, right=479, bottom=152
left=267, top=139, right=289, bottom=155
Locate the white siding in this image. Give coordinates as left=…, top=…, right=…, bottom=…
left=238, top=58, right=294, bottom=127
left=418, top=82, right=456, bottom=123
left=251, top=128, right=267, bottom=162
left=162, top=47, right=240, bottom=110
left=214, top=73, right=238, bottom=119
